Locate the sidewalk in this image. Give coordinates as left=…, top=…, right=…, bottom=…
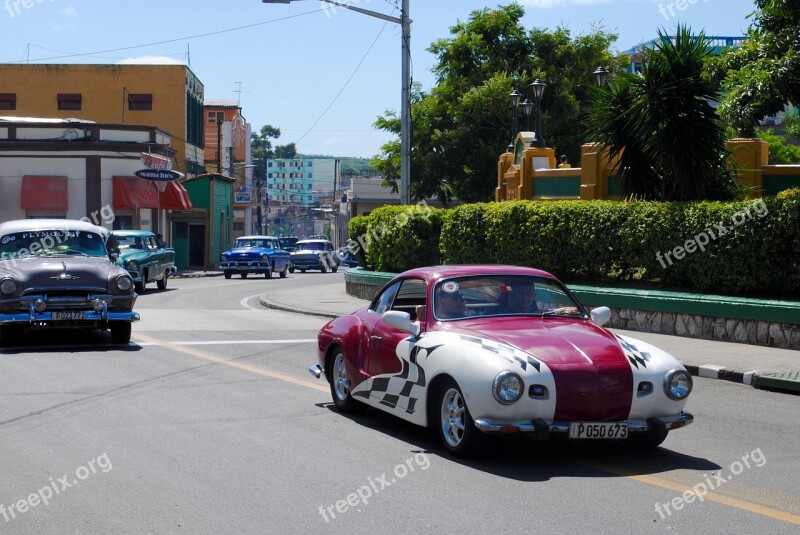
left=257, top=279, right=800, bottom=394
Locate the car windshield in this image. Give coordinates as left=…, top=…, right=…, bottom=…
left=279, top=238, right=298, bottom=248
left=234, top=239, right=272, bottom=249
left=0, top=230, right=107, bottom=259
left=116, top=235, right=148, bottom=250
left=296, top=242, right=326, bottom=251
left=432, top=274, right=585, bottom=321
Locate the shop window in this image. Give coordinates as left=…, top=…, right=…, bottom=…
left=57, top=93, right=81, bottom=111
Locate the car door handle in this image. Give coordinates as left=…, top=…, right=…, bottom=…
left=370, top=335, right=382, bottom=342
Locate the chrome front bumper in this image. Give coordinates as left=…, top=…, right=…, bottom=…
left=0, top=294, right=140, bottom=324
left=474, top=411, right=694, bottom=437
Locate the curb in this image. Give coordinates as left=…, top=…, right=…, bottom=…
left=172, top=271, right=224, bottom=279
left=684, top=364, right=800, bottom=393
left=259, top=297, right=338, bottom=319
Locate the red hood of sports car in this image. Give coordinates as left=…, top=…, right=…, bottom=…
left=446, top=317, right=634, bottom=421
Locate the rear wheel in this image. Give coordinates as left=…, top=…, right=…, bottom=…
left=157, top=272, right=168, bottom=290
left=300, top=269, right=306, bottom=273
left=110, top=323, right=132, bottom=344
left=224, top=271, right=232, bottom=279
left=240, top=273, right=248, bottom=279
left=265, top=265, right=273, bottom=278
left=320, top=264, right=328, bottom=273
left=328, top=348, right=362, bottom=413
left=279, top=267, right=288, bottom=278
left=288, top=266, right=295, bottom=273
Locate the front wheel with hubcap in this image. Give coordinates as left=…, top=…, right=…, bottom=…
left=224, top=270, right=232, bottom=279
left=328, top=348, right=362, bottom=413
left=437, top=378, right=488, bottom=458
left=157, top=272, right=168, bottom=290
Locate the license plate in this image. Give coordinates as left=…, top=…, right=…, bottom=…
left=569, top=422, right=628, bottom=439
left=237, top=266, right=249, bottom=270
left=53, top=311, right=86, bottom=320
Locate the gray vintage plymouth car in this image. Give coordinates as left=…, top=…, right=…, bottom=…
left=0, top=219, right=140, bottom=345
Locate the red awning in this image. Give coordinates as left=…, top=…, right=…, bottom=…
left=159, top=180, right=193, bottom=210
left=21, top=175, right=68, bottom=211
left=113, top=176, right=160, bottom=209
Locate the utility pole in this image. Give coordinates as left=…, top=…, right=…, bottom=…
left=216, top=118, right=223, bottom=174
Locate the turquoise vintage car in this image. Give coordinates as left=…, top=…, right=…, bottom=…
left=110, top=230, right=176, bottom=293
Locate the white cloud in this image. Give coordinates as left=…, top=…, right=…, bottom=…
left=118, top=56, right=186, bottom=65
left=60, top=5, right=77, bottom=17
left=323, top=137, right=344, bottom=147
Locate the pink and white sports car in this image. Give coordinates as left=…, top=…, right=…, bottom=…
left=310, top=265, right=693, bottom=458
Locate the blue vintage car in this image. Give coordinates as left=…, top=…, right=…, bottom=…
left=220, top=235, right=291, bottom=279
left=110, top=230, right=176, bottom=294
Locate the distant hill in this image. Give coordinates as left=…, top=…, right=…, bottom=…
left=299, top=154, right=378, bottom=177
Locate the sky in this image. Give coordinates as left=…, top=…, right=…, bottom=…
left=0, top=0, right=758, bottom=159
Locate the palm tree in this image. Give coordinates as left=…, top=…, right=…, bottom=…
left=586, top=26, right=739, bottom=201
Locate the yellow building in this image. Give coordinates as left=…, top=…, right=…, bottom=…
left=0, top=64, right=205, bottom=176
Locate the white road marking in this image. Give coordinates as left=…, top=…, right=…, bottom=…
left=134, top=339, right=316, bottom=347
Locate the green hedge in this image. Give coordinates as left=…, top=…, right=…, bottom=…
left=350, top=190, right=800, bottom=297
left=346, top=204, right=444, bottom=273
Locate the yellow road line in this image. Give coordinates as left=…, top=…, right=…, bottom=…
left=133, top=333, right=329, bottom=393
left=587, top=462, right=800, bottom=525
left=133, top=332, right=799, bottom=525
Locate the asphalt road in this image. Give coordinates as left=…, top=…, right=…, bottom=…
left=0, top=273, right=798, bottom=534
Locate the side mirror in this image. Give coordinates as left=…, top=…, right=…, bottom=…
left=382, top=310, right=421, bottom=337
left=590, top=306, right=612, bottom=327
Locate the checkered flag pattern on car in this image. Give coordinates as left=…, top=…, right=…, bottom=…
left=615, top=335, right=651, bottom=369
left=459, top=335, right=541, bottom=372
left=352, top=343, right=443, bottom=415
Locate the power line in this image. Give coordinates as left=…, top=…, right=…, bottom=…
left=292, top=16, right=392, bottom=146
left=5, top=10, right=318, bottom=63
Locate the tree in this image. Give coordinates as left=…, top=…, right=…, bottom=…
left=707, top=0, right=800, bottom=135
left=372, top=4, right=620, bottom=202
left=274, top=143, right=297, bottom=159
left=251, top=124, right=281, bottom=163
left=586, top=27, right=739, bottom=201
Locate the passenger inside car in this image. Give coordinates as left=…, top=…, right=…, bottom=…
left=434, top=282, right=477, bottom=320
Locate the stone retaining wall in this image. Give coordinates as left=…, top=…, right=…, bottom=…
left=592, top=306, right=799, bottom=349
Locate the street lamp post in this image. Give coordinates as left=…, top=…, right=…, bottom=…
left=522, top=98, right=534, bottom=132
left=263, top=0, right=412, bottom=205
left=507, top=89, right=522, bottom=153
left=593, top=66, right=610, bottom=88
left=529, top=79, right=547, bottom=148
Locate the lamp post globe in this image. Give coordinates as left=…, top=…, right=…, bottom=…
left=530, top=79, right=547, bottom=148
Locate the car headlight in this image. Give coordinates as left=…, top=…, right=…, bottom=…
left=115, top=274, right=133, bottom=292
left=0, top=277, right=17, bottom=296
left=492, top=372, right=524, bottom=404
left=125, top=260, right=137, bottom=270
left=664, top=369, right=693, bottom=400
left=261, top=254, right=269, bottom=262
